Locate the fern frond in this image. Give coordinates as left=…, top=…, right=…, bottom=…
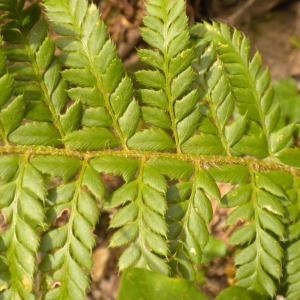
left=31, top=156, right=103, bottom=299
left=192, top=22, right=296, bottom=158
left=185, top=24, right=246, bottom=156
left=0, top=0, right=299, bottom=298
left=286, top=177, right=300, bottom=300
left=92, top=156, right=170, bottom=275
left=128, top=0, right=200, bottom=153
left=164, top=163, right=219, bottom=279
left=0, top=3, right=68, bottom=145
left=0, top=43, right=25, bottom=144
left=220, top=168, right=290, bottom=297
left=0, top=155, right=45, bottom=299
left=43, top=0, right=139, bottom=150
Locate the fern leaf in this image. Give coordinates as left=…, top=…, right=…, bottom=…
left=148, top=157, right=194, bottom=180
left=274, top=78, right=300, bottom=134
left=166, top=167, right=218, bottom=279
left=187, top=31, right=244, bottom=155
left=0, top=156, right=45, bottom=299
left=91, top=156, right=138, bottom=183
left=286, top=177, right=300, bottom=300
left=0, top=44, right=25, bottom=144
left=0, top=4, right=69, bottom=144
left=43, top=0, right=139, bottom=150
left=128, top=0, right=200, bottom=152
left=224, top=169, right=289, bottom=297
left=32, top=157, right=102, bottom=299
left=276, top=148, right=300, bottom=169
left=192, top=22, right=296, bottom=158
left=107, top=160, right=169, bottom=275
left=209, top=164, right=250, bottom=184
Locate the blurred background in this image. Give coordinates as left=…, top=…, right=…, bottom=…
left=94, top=0, right=300, bottom=81
left=83, top=1, right=300, bottom=299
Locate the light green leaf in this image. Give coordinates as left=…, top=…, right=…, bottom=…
left=135, top=70, right=165, bottom=90
left=108, top=181, right=138, bottom=208
left=139, top=89, right=167, bottom=109
left=138, top=49, right=164, bottom=70
left=196, top=169, right=220, bottom=201
left=182, top=134, right=225, bottom=155
left=149, top=158, right=193, bottom=180
left=225, top=114, right=247, bottom=146
left=36, top=37, right=55, bottom=71
left=118, top=99, right=140, bottom=139
left=82, top=165, right=105, bottom=200
left=110, top=202, right=138, bottom=228
left=209, top=165, right=250, bottom=184
left=91, top=156, right=138, bottom=182
left=82, top=107, right=112, bottom=127
left=255, top=173, right=287, bottom=199
left=23, top=164, right=46, bottom=200
left=118, top=245, right=141, bottom=271
left=270, top=124, right=295, bottom=153
left=64, top=127, right=119, bottom=150
left=0, top=74, right=14, bottom=107
left=142, top=106, right=171, bottom=130
left=274, top=78, right=300, bottom=124
left=0, top=96, right=25, bottom=135
left=276, top=148, right=300, bottom=168
left=9, top=122, right=61, bottom=146
left=110, top=223, right=138, bottom=247
left=171, top=67, right=195, bottom=100
left=128, top=129, right=175, bottom=151
left=62, top=68, right=95, bottom=87
left=60, top=101, right=83, bottom=133
left=221, top=185, right=252, bottom=208
left=230, top=224, right=255, bottom=245
left=31, top=156, right=81, bottom=181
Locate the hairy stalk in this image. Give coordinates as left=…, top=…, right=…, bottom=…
left=0, top=145, right=298, bottom=176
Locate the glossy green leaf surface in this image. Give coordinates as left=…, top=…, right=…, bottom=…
left=216, top=287, right=269, bottom=300
left=118, top=268, right=208, bottom=300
